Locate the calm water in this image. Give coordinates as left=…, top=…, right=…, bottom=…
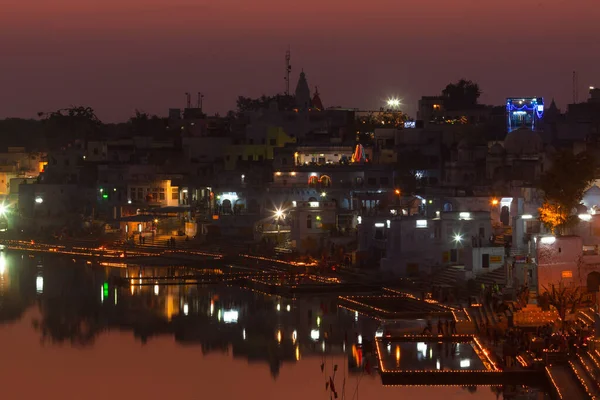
left=0, top=251, right=542, bottom=399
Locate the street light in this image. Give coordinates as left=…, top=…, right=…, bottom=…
left=321, top=192, right=327, bottom=198
left=274, top=208, right=284, bottom=220
left=453, top=233, right=463, bottom=243
left=387, top=98, right=401, bottom=109
left=491, top=199, right=499, bottom=206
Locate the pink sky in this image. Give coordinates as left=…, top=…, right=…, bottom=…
left=0, top=309, right=502, bottom=399
left=1, top=0, right=599, bottom=121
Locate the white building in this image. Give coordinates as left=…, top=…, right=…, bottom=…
left=289, top=200, right=337, bottom=253
left=379, top=211, right=502, bottom=277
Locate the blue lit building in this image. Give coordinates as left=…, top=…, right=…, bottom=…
left=506, top=97, right=544, bottom=132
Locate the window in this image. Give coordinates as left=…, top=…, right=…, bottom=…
left=380, top=177, right=389, bottom=186
left=281, top=157, right=287, bottom=165
left=307, top=215, right=312, bottom=229
left=130, top=188, right=136, bottom=200
left=159, top=192, right=165, bottom=200
left=367, top=178, right=377, bottom=186
left=171, top=188, right=178, bottom=200
left=482, top=254, right=490, bottom=268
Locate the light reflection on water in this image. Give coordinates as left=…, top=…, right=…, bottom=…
left=0, top=252, right=543, bottom=399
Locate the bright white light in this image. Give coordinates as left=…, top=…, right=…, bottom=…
left=453, top=234, right=463, bottom=243
left=36, top=275, right=43, bottom=294
left=220, top=192, right=239, bottom=203
left=386, top=220, right=391, bottom=229
left=521, top=214, right=533, bottom=219
left=317, top=316, right=321, bottom=327
left=276, top=303, right=281, bottom=312
left=436, top=359, right=441, bottom=370
left=292, top=330, right=297, bottom=343
left=35, top=197, right=43, bottom=204
left=417, top=342, right=427, bottom=358
left=387, top=343, right=392, bottom=353
left=460, top=359, right=471, bottom=368
left=387, top=98, right=401, bottom=108
left=355, top=311, right=359, bottom=322
left=321, top=341, right=326, bottom=352
left=321, top=192, right=327, bottom=198
left=0, top=205, right=6, bottom=215
left=100, top=286, right=104, bottom=303
left=579, top=213, right=592, bottom=221
left=127, top=200, right=132, bottom=204
left=416, top=220, right=427, bottom=228
left=0, top=253, right=5, bottom=275
left=540, top=236, right=556, bottom=244
left=311, top=329, right=320, bottom=341
left=309, top=201, right=319, bottom=208
left=358, top=334, right=362, bottom=345
left=357, top=216, right=362, bottom=225
left=183, top=303, right=189, bottom=316
left=286, top=304, right=291, bottom=312
left=114, top=288, right=117, bottom=305
left=223, top=310, right=238, bottom=323
left=154, top=284, right=159, bottom=295
left=374, top=223, right=385, bottom=228
left=210, top=301, right=214, bottom=316
left=274, top=209, right=284, bottom=219
left=243, top=329, right=246, bottom=340
left=375, top=329, right=383, bottom=338
left=459, top=212, right=470, bottom=219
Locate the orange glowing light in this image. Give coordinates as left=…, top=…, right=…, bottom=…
left=394, top=189, right=401, bottom=195
left=491, top=199, right=498, bottom=205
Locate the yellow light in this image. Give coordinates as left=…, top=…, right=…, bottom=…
left=295, top=346, right=300, bottom=361
left=395, top=346, right=401, bottom=366
left=491, top=199, right=499, bottom=205
left=277, top=330, right=282, bottom=343
left=275, top=171, right=282, bottom=176
left=317, top=316, right=321, bottom=327
left=394, top=189, right=401, bottom=195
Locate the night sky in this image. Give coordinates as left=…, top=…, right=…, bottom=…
left=1, top=0, right=599, bottom=121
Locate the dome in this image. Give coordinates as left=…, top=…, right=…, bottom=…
left=504, top=127, right=543, bottom=155
left=489, top=142, right=505, bottom=155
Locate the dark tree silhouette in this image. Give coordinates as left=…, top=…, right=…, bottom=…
left=538, top=150, right=596, bottom=234
left=38, top=106, right=102, bottom=149
left=236, top=94, right=295, bottom=112
left=442, top=79, right=481, bottom=110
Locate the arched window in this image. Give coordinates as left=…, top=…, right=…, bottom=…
left=307, top=214, right=312, bottom=229
left=308, top=176, right=318, bottom=187
left=320, top=175, right=332, bottom=188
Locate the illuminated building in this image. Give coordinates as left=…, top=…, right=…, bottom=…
left=506, top=97, right=544, bottom=132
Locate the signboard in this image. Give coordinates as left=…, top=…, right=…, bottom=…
left=561, top=270, right=573, bottom=278
left=404, top=121, right=416, bottom=129
left=490, top=255, right=503, bottom=263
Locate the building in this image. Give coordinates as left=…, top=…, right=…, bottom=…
left=379, top=211, right=499, bottom=277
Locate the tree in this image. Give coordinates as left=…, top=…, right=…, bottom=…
left=538, top=150, right=596, bottom=234
left=38, top=106, right=102, bottom=149
left=541, top=283, right=584, bottom=332
left=235, top=94, right=295, bottom=112
left=442, top=79, right=481, bottom=110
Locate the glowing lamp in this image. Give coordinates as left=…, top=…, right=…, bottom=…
left=579, top=213, right=592, bottom=221
left=540, top=236, right=556, bottom=244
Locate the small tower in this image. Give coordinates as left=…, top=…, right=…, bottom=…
left=312, top=86, right=324, bottom=110
left=294, top=70, right=311, bottom=110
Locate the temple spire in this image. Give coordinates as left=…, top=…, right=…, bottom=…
left=294, top=70, right=311, bottom=110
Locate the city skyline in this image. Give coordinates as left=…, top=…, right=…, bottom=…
left=2, top=0, right=599, bottom=121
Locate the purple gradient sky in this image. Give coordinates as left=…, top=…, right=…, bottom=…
left=1, top=0, right=599, bottom=121
left=0, top=309, right=500, bottom=400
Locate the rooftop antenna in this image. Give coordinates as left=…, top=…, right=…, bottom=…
left=573, top=71, right=579, bottom=104
left=185, top=92, right=191, bottom=109
left=284, top=48, right=291, bottom=96
left=197, top=92, right=204, bottom=111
